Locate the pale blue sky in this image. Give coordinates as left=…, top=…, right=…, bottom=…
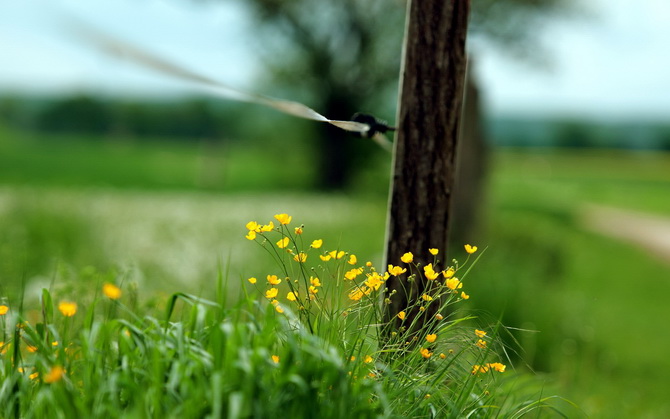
left=1, top=0, right=668, bottom=121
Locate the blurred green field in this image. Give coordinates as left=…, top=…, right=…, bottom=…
left=2, top=125, right=670, bottom=417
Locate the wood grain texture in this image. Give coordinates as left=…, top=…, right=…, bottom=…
left=384, top=0, right=470, bottom=331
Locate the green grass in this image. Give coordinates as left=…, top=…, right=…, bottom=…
left=3, top=124, right=670, bottom=416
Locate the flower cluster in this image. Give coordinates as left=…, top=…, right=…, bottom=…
left=245, top=213, right=505, bottom=378
left=0, top=283, right=123, bottom=384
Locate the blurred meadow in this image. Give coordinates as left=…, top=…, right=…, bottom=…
left=2, top=0, right=670, bottom=417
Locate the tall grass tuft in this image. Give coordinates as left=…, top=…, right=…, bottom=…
left=0, top=213, right=577, bottom=418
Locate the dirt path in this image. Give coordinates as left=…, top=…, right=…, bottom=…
left=581, top=205, right=670, bottom=263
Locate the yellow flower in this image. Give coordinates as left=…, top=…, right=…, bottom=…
left=471, top=364, right=487, bottom=374
left=275, top=305, right=284, bottom=313
left=426, top=334, right=437, bottom=343
left=287, top=291, right=298, bottom=302
left=423, top=264, right=439, bottom=280
left=308, top=285, right=319, bottom=295
left=421, top=294, right=433, bottom=302
left=44, top=366, right=65, bottom=383
left=58, top=301, right=77, bottom=317
left=461, top=291, right=470, bottom=299
left=344, top=268, right=363, bottom=280
left=245, top=230, right=257, bottom=240
left=465, top=244, right=478, bottom=254
left=364, top=355, right=373, bottom=364
left=271, top=355, right=280, bottom=364
left=364, top=272, right=385, bottom=291
left=429, top=248, right=439, bottom=256
left=245, top=221, right=259, bottom=231
left=488, top=362, right=506, bottom=372
left=348, top=254, right=357, bottom=265
left=265, top=288, right=279, bottom=299
left=294, top=226, right=303, bottom=235
left=387, top=265, right=407, bottom=276
left=29, top=372, right=40, bottom=380
left=476, top=339, right=487, bottom=349
left=445, top=278, right=462, bottom=290
left=443, top=268, right=455, bottom=278
left=27, top=345, right=38, bottom=353
left=103, top=283, right=122, bottom=300
left=293, top=252, right=307, bottom=263
left=276, top=237, right=290, bottom=249
left=310, top=239, right=323, bottom=249
left=420, top=348, right=432, bottom=359
left=475, top=329, right=487, bottom=338
left=0, top=305, right=9, bottom=315
left=400, top=252, right=413, bottom=263
left=274, top=213, right=292, bottom=225
left=329, top=250, right=345, bottom=259
left=348, top=286, right=370, bottom=301
left=247, top=277, right=257, bottom=284
left=439, top=353, right=446, bottom=359
left=267, top=275, right=282, bottom=285
left=320, top=254, right=332, bottom=262
left=309, top=276, right=321, bottom=287
left=260, top=222, right=274, bottom=232
left=397, top=311, right=406, bottom=321
left=365, top=261, right=373, bottom=267
left=435, top=313, right=443, bottom=320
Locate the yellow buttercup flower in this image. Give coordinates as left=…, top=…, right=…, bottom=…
left=400, top=252, right=413, bottom=263
left=364, top=272, right=385, bottom=291
left=475, top=329, right=487, bottom=338
left=443, top=268, right=455, bottom=278
left=287, top=291, right=298, bottom=302
left=311, top=239, right=323, bottom=249
left=329, top=250, right=345, bottom=259
left=271, top=355, right=280, bottom=364
left=260, top=222, right=274, bottom=232
left=423, top=264, right=439, bottom=280
left=58, top=301, right=77, bottom=317
left=294, top=226, right=303, bottom=235
left=345, top=268, right=363, bottom=280
left=420, top=348, right=432, bottom=359
left=426, top=334, right=437, bottom=343
left=439, top=353, right=446, bottom=359
left=461, top=291, right=470, bottom=299
left=0, top=305, right=9, bottom=315
left=309, top=276, right=321, bottom=287
left=387, top=265, right=407, bottom=276
left=320, top=254, right=332, bottom=262
left=421, top=294, right=433, bottom=302
left=429, top=248, right=439, bottom=256
left=348, top=286, right=370, bottom=301
left=247, top=277, right=257, bottom=284
left=308, top=285, right=319, bottom=295
left=348, top=254, right=357, bottom=265
left=265, top=288, right=279, bottom=299
left=397, top=311, right=406, bottom=321
left=275, top=305, right=284, bottom=313
left=364, top=355, right=373, bottom=364
left=465, top=244, right=478, bottom=254
left=293, top=252, right=307, bottom=263
left=267, top=275, right=282, bottom=285
left=103, top=283, right=122, bottom=300
left=445, top=278, right=462, bottom=290
left=245, top=230, right=256, bottom=240
left=245, top=221, right=259, bottom=231
left=435, top=313, right=444, bottom=320
left=274, top=213, right=292, bottom=225
left=44, top=366, right=65, bottom=383
left=276, top=237, right=290, bottom=249
left=476, top=339, right=487, bottom=349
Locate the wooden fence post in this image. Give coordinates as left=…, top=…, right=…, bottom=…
left=383, top=0, right=470, bottom=333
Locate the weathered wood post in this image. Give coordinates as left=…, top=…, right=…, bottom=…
left=383, top=0, right=470, bottom=332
